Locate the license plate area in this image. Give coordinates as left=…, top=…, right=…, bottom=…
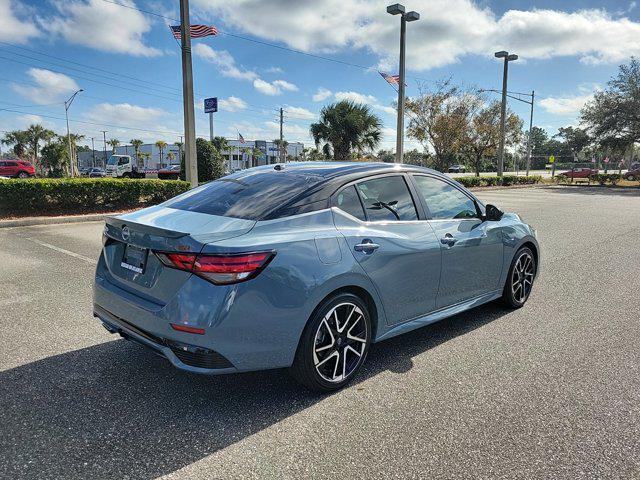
left=121, top=244, right=148, bottom=274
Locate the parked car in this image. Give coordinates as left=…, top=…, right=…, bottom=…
left=448, top=164, right=466, bottom=173
left=88, top=167, right=106, bottom=178
left=0, top=159, right=35, bottom=178
left=95, top=162, right=539, bottom=391
left=79, top=167, right=92, bottom=176
left=557, top=167, right=598, bottom=179
left=624, top=167, right=640, bottom=181
left=157, top=165, right=181, bottom=180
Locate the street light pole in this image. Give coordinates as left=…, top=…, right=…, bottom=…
left=102, top=130, right=108, bottom=168
left=387, top=4, right=419, bottom=164
left=179, top=0, right=198, bottom=188
left=494, top=51, right=517, bottom=177
left=64, top=89, right=83, bottom=177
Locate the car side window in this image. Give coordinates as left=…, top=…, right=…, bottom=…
left=355, top=176, right=418, bottom=222
left=413, top=175, right=478, bottom=220
left=336, top=185, right=366, bottom=221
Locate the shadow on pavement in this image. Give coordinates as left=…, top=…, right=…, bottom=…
left=0, top=302, right=510, bottom=479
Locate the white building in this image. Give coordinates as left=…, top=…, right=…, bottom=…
left=78, top=139, right=304, bottom=171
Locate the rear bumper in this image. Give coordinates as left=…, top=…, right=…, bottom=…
left=94, top=304, right=237, bottom=375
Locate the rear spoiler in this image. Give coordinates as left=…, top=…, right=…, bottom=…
left=105, top=216, right=188, bottom=239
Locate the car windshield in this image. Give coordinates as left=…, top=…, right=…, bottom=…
left=107, top=156, right=118, bottom=165
left=164, top=168, right=324, bottom=220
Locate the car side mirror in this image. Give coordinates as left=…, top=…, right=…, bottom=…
left=484, top=204, right=503, bottom=221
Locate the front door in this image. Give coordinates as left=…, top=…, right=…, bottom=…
left=332, top=175, right=442, bottom=325
left=410, top=174, right=504, bottom=309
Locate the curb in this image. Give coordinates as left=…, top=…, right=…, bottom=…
left=0, top=212, right=117, bottom=228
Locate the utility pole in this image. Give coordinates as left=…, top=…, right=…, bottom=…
left=387, top=4, right=419, bottom=164
left=526, top=90, right=535, bottom=177
left=209, top=111, right=214, bottom=142
left=279, top=107, right=284, bottom=163
left=101, top=130, right=108, bottom=168
left=91, top=137, right=96, bottom=167
left=179, top=0, right=198, bottom=188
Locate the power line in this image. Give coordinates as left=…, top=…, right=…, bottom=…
left=99, top=0, right=431, bottom=82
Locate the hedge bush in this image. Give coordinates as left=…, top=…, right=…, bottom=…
left=589, top=173, right=621, bottom=186
left=455, top=175, right=542, bottom=188
left=0, top=178, right=190, bottom=216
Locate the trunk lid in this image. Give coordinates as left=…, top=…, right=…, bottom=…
left=102, top=206, right=255, bottom=304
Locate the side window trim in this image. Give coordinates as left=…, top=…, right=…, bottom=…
left=409, top=173, right=482, bottom=221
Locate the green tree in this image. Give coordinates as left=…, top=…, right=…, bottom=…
left=25, top=124, right=55, bottom=173
left=555, top=127, right=591, bottom=161
left=1, top=130, right=30, bottom=157
left=581, top=57, right=640, bottom=152
left=272, top=139, right=289, bottom=162
left=166, top=152, right=175, bottom=165
left=180, top=138, right=224, bottom=183
left=40, top=138, right=68, bottom=177
left=405, top=82, right=473, bottom=172
left=463, top=100, right=522, bottom=176
left=211, top=136, right=229, bottom=153
left=107, top=138, right=120, bottom=154
left=155, top=140, right=167, bottom=168
left=130, top=139, right=144, bottom=168
left=310, top=100, right=382, bottom=161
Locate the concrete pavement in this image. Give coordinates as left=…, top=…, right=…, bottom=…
left=0, top=186, right=639, bottom=479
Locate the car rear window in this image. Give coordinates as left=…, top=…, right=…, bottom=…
left=164, top=169, right=325, bottom=220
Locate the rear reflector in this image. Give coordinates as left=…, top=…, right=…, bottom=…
left=155, top=251, right=274, bottom=285
left=170, top=323, right=205, bottom=335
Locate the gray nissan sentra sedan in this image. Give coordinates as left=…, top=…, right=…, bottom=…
left=94, top=162, right=539, bottom=391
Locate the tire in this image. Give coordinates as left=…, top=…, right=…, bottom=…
left=290, top=293, right=372, bottom=392
left=502, top=247, right=536, bottom=309
left=17, top=171, right=29, bottom=178
left=122, top=172, right=131, bottom=178
left=627, top=174, right=636, bottom=181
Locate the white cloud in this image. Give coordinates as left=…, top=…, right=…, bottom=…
left=264, top=66, right=284, bottom=74
left=284, top=106, right=316, bottom=120
left=192, top=0, right=640, bottom=70
left=252, top=78, right=298, bottom=96
left=313, top=87, right=333, bottom=102
left=273, top=79, right=298, bottom=92
left=539, top=93, right=593, bottom=115
left=218, top=96, right=248, bottom=112
left=334, top=91, right=378, bottom=104
left=224, top=120, right=311, bottom=143
left=44, top=0, right=160, bottom=57
left=193, top=44, right=258, bottom=81
left=84, top=102, right=167, bottom=124
left=253, top=78, right=280, bottom=96
left=0, top=0, right=38, bottom=43
left=13, top=68, right=80, bottom=104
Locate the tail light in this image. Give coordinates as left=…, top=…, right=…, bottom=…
left=155, top=251, right=274, bottom=285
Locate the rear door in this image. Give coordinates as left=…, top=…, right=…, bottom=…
left=332, top=174, right=441, bottom=325
left=410, top=174, right=504, bottom=309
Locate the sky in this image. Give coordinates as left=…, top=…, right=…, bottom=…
left=1, top=0, right=639, bottom=152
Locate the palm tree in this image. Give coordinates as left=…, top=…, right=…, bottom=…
left=130, top=139, right=144, bottom=168
left=155, top=140, right=168, bottom=168
left=166, top=152, right=175, bottom=165
left=272, top=139, right=289, bottom=162
left=107, top=139, right=120, bottom=154
left=211, top=136, right=229, bottom=153
left=310, top=101, right=382, bottom=161
left=1, top=130, right=30, bottom=157
left=24, top=124, right=55, bottom=173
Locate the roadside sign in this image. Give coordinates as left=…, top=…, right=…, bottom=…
left=204, top=97, right=218, bottom=113
left=549, top=155, right=555, bottom=163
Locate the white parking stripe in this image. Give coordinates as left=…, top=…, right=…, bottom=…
left=18, top=236, right=97, bottom=265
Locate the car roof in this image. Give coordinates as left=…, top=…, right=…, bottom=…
left=228, top=162, right=451, bottom=220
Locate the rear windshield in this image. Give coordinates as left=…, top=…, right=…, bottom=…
left=164, top=169, right=325, bottom=220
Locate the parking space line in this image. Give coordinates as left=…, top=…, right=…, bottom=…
left=17, top=235, right=97, bottom=265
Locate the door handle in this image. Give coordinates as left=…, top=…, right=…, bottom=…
left=440, top=234, right=457, bottom=246
left=354, top=241, right=380, bottom=253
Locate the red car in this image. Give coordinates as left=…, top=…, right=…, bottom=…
left=624, top=168, right=640, bottom=181
left=0, top=159, right=35, bottom=178
left=557, top=167, right=599, bottom=179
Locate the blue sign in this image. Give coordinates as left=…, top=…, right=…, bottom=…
left=204, top=97, right=217, bottom=113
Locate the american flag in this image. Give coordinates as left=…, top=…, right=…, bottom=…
left=379, top=72, right=400, bottom=85
left=238, top=133, right=245, bottom=144
left=170, top=25, right=218, bottom=39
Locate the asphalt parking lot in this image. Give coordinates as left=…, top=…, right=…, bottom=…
left=1, top=185, right=639, bottom=479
